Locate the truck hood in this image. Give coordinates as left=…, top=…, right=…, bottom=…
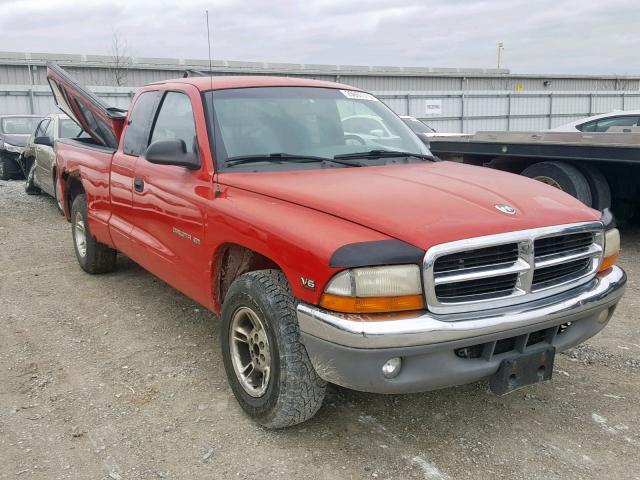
left=219, top=162, right=600, bottom=250
left=1, top=133, right=30, bottom=147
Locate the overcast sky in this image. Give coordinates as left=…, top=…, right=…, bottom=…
left=1, top=0, right=639, bottom=75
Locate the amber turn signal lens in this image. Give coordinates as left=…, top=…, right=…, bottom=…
left=599, top=253, right=619, bottom=272
left=319, top=293, right=424, bottom=314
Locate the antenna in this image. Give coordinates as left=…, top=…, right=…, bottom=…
left=206, top=10, right=213, bottom=90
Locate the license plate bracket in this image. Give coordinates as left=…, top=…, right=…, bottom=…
left=489, top=346, right=555, bottom=395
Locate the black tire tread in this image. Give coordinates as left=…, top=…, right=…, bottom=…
left=521, top=161, right=592, bottom=206
left=578, top=164, right=612, bottom=210
left=222, top=270, right=326, bottom=428
left=0, top=156, right=11, bottom=180
left=71, top=194, right=117, bottom=274
left=25, top=161, right=41, bottom=195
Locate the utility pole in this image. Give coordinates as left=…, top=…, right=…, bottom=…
left=497, top=42, right=504, bottom=69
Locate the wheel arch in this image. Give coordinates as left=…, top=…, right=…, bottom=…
left=60, top=170, right=85, bottom=219
left=211, top=243, right=283, bottom=313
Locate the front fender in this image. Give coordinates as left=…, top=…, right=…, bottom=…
left=205, top=185, right=396, bottom=307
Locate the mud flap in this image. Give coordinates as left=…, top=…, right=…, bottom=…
left=489, top=346, right=555, bottom=395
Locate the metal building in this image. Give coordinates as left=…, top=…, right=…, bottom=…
left=1, top=51, right=639, bottom=133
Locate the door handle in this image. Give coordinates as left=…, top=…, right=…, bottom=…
left=134, top=178, right=144, bottom=192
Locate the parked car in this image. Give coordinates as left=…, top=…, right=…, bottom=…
left=0, top=115, right=45, bottom=180
left=48, top=63, right=626, bottom=428
left=21, top=113, right=85, bottom=205
left=341, top=114, right=406, bottom=149
left=550, top=110, right=640, bottom=132
left=400, top=115, right=435, bottom=146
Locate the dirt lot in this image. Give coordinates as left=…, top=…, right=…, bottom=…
left=1, top=178, right=639, bottom=480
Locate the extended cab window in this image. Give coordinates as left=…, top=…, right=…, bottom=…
left=123, top=92, right=158, bottom=156
left=150, top=92, right=197, bottom=152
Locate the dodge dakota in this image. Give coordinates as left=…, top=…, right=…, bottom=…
left=47, top=63, right=626, bottom=428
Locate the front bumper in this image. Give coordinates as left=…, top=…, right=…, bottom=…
left=297, top=266, right=626, bottom=393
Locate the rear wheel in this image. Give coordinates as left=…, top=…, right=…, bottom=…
left=221, top=270, right=326, bottom=428
left=521, top=161, right=592, bottom=206
left=25, top=161, right=41, bottom=195
left=71, top=194, right=117, bottom=274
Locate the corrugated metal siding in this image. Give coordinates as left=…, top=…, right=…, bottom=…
left=3, top=86, right=640, bottom=133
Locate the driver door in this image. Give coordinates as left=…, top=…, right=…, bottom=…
left=129, top=89, right=209, bottom=302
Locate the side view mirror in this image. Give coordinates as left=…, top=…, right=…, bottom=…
left=34, top=136, right=53, bottom=147
left=145, top=139, right=201, bottom=170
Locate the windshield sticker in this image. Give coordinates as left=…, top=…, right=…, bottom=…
left=340, top=90, right=379, bottom=102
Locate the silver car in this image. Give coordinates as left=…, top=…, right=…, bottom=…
left=23, top=114, right=85, bottom=205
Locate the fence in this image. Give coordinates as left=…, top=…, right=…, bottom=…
left=377, top=91, right=640, bottom=133
left=0, top=84, right=134, bottom=117
left=2, top=84, right=640, bottom=134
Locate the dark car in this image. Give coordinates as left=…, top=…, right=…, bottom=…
left=0, top=115, right=45, bottom=180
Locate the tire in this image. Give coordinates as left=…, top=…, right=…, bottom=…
left=52, top=170, right=64, bottom=215
left=221, top=270, right=326, bottom=428
left=70, top=194, right=117, bottom=274
left=0, top=156, right=10, bottom=180
left=25, top=161, right=41, bottom=195
left=521, top=161, right=592, bottom=206
left=578, top=164, right=611, bottom=211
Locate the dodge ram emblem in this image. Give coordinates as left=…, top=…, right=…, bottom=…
left=495, top=204, right=516, bottom=215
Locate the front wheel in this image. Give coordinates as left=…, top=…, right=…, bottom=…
left=0, top=156, right=11, bottom=180
left=70, top=194, right=117, bottom=274
left=25, top=161, right=41, bottom=195
left=221, top=270, right=326, bottom=428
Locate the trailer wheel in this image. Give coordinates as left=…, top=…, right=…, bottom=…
left=577, top=165, right=611, bottom=211
left=521, top=161, right=592, bottom=206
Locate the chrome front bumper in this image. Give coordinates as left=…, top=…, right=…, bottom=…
left=297, top=266, right=626, bottom=393
left=297, top=266, right=626, bottom=350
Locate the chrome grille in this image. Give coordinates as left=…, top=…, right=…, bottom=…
left=423, top=222, right=604, bottom=314
left=434, top=244, right=519, bottom=273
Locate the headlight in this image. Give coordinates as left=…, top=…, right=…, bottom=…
left=3, top=143, right=24, bottom=154
left=599, top=228, right=620, bottom=272
left=320, top=264, right=424, bottom=313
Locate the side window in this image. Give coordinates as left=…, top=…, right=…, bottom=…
left=594, top=116, right=640, bottom=132
left=149, top=92, right=197, bottom=153
left=123, top=91, right=158, bottom=156
left=34, top=119, right=49, bottom=138
left=45, top=120, right=55, bottom=139
left=577, top=120, right=596, bottom=132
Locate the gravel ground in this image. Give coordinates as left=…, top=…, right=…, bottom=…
left=1, top=178, right=639, bottom=480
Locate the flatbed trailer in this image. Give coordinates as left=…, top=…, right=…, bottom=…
left=429, top=132, right=640, bottom=223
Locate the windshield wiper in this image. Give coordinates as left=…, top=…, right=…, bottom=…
left=226, top=153, right=362, bottom=167
left=334, top=149, right=436, bottom=161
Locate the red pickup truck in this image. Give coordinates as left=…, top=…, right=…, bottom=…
left=47, top=63, right=626, bottom=428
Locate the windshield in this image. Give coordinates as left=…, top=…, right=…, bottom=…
left=206, top=87, right=430, bottom=169
left=59, top=118, right=85, bottom=138
left=402, top=117, right=436, bottom=134
left=1, top=117, right=42, bottom=135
